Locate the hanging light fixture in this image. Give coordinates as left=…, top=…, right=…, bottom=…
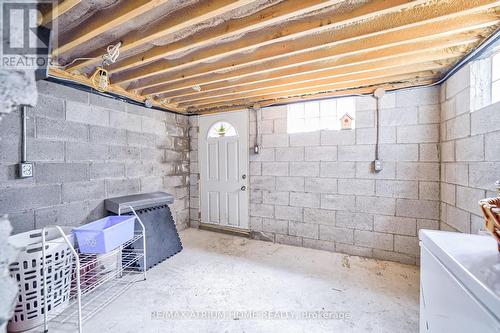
left=90, top=67, right=110, bottom=92
left=88, top=42, right=122, bottom=92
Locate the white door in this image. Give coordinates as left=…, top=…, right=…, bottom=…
left=198, top=110, right=249, bottom=229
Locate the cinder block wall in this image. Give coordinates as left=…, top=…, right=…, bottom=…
left=0, top=65, right=38, bottom=332
left=4, top=66, right=497, bottom=266
left=440, top=64, right=500, bottom=233
left=188, top=116, right=200, bottom=224
left=0, top=80, right=190, bottom=234
left=190, top=87, right=441, bottom=265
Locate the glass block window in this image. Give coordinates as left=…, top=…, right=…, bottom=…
left=287, top=97, right=355, bottom=133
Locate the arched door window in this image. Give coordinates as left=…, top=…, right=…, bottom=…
left=208, top=121, right=237, bottom=138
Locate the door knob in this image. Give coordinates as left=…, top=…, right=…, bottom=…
left=241, top=186, right=246, bottom=191
left=242, top=174, right=246, bottom=179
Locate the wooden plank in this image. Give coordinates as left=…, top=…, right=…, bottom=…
left=48, top=67, right=186, bottom=113
left=107, top=0, right=343, bottom=74
left=53, top=0, right=171, bottom=55
left=195, top=77, right=440, bottom=114
left=176, top=56, right=459, bottom=107
left=184, top=62, right=447, bottom=108
left=193, top=72, right=442, bottom=113
left=120, top=0, right=500, bottom=88
left=67, top=0, right=256, bottom=71
left=167, top=37, right=477, bottom=103
left=171, top=44, right=472, bottom=104
left=143, top=14, right=498, bottom=96
left=160, top=34, right=480, bottom=100
left=41, top=0, right=81, bottom=26
left=138, top=13, right=499, bottom=97
left=114, top=0, right=422, bottom=85
left=260, top=82, right=429, bottom=107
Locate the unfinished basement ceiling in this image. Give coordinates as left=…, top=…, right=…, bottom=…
left=48, top=0, right=500, bottom=114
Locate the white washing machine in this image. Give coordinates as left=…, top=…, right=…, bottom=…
left=419, top=230, right=500, bottom=333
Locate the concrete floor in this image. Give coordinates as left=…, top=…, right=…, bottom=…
left=49, top=228, right=420, bottom=333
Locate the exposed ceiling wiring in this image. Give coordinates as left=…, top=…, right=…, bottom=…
left=52, top=42, right=122, bottom=69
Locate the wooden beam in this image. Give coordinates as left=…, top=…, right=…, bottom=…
left=184, top=62, right=447, bottom=108
left=53, top=0, right=171, bottom=55
left=143, top=14, right=498, bottom=96
left=160, top=34, right=480, bottom=100
left=138, top=11, right=500, bottom=97
left=176, top=56, right=460, bottom=107
left=48, top=67, right=186, bottom=113
left=122, top=0, right=500, bottom=89
left=171, top=42, right=473, bottom=104
left=107, top=0, right=343, bottom=74
left=114, top=0, right=423, bottom=85
left=194, top=79, right=438, bottom=114
left=41, top=0, right=81, bottom=26
left=262, top=82, right=429, bottom=107
left=193, top=72, right=442, bottom=113
left=66, top=0, right=256, bottom=71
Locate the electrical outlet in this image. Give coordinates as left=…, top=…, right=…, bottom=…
left=19, top=162, right=33, bottom=178
left=374, top=159, right=383, bottom=172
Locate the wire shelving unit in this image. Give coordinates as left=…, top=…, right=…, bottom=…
left=41, top=207, right=146, bottom=333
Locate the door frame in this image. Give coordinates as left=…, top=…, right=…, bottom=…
left=198, top=109, right=250, bottom=231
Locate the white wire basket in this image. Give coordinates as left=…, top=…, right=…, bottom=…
left=7, top=227, right=74, bottom=332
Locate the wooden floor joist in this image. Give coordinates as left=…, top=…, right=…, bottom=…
left=195, top=78, right=438, bottom=114
left=48, top=0, right=500, bottom=114
left=143, top=14, right=498, bottom=96
left=112, top=0, right=424, bottom=85
left=41, top=0, right=81, bottom=26
left=138, top=4, right=500, bottom=95
left=168, top=38, right=477, bottom=103
left=152, top=33, right=481, bottom=100
left=106, top=0, right=344, bottom=75
left=53, top=0, right=171, bottom=55
left=194, top=72, right=442, bottom=112
left=66, top=0, right=257, bottom=72
left=184, top=63, right=447, bottom=109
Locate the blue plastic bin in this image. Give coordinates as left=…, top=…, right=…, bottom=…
left=73, top=216, right=135, bottom=254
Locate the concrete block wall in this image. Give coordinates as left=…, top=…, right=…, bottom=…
left=0, top=66, right=38, bottom=331
left=190, top=87, right=441, bottom=265
left=7, top=65, right=492, bottom=268
left=440, top=64, right=500, bottom=233
left=0, top=80, right=190, bottom=234
left=189, top=116, right=200, bottom=228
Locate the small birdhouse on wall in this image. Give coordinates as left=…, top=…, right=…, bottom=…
left=340, top=113, right=354, bottom=130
